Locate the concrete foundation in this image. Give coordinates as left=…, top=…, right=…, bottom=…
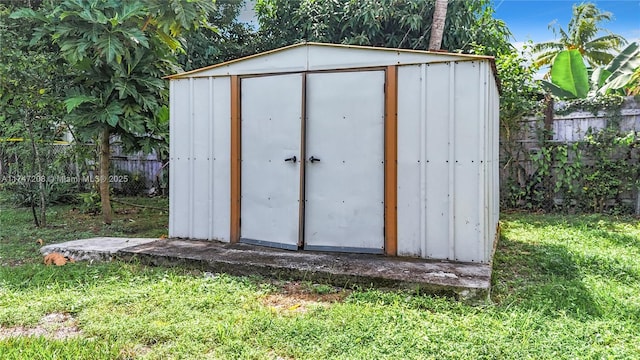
left=41, top=238, right=493, bottom=302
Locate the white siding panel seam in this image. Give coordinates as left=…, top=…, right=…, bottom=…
left=478, top=62, right=487, bottom=262
left=492, top=76, right=499, bottom=254
left=482, top=63, right=489, bottom=262
left=208, top=77, right=215, bottom=240
left=189, top=78, right=195, bottom=238
left=488, top=63, right=494, bottom=261
left=448, top=63, right=456, bottom=260
left=494, top=80, right=500, bottom=244
left=419, top=64, right=427, bottom=259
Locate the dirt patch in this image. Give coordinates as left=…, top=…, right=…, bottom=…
left=0, top=259, right=28, bottom=267
left=119, top=344, right=152, bottom=358
left=261, top=281, right=350, bottom=313
left=114, top=208, right=141, bottom=215
left=266, top=350, right=295, bottom=360
left=0, top=313, right=82, bottom=340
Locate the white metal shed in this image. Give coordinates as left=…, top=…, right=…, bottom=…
left=167, top=42, right=499, bottom=263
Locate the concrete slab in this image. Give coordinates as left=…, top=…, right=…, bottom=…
left=40, top=237, right=159, bottom=262
left=118, top=240, right=492, bottom=302
left=40, top=237, right=492, bottom=302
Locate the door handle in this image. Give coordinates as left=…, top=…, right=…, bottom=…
left=309, top=156, right=321, bottom=163
left=284, top=156, right=297, bottom=163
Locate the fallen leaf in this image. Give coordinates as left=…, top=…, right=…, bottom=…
left=43, top=253, right=75, bottom=266
left=36, top=239, right=45, bottom=246
left=44, top=253, right=67, bottom=266
left=159, top=234, right=168, bottom=240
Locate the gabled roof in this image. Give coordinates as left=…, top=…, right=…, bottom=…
left=166, top=42, right=496, bottom=80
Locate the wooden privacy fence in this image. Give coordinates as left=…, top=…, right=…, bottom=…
left=110, top=146, right=167, bottom=195
left=518, top=97, right=640, bottom=146
left=0, top=141, right=167, bottom=196
left=500, top=96, right=640, bottom=212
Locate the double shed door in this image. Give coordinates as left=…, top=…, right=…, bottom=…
left=240, top=70, right=385, bottom=253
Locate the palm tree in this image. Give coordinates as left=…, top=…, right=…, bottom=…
left=533, top=2, right=626, bottom=69
left=428, top=0, right=448, bottom=50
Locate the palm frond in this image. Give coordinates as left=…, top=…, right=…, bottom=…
left=531, top=41, right=564, bottom=53
left=583, top=49, right=615, bottom=67
left=585, top=33, right=627, bottom=50
left=557, top=26, right=571, bottom=44
left=627, top=67, right=640, bottom=95
left=533, top=51, right=558, bottom=68
left=533, top=1, right=627, bottom=77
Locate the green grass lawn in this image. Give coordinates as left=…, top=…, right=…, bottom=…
left=1, top=197, right=639, bottom=359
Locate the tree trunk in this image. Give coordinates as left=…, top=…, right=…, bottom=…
left=26, top=112, right=46, bottom=227
left=543, top=94, right=554, bottom=139
left=29, top=182, right=40, bottom=227
left=429, top=0, right=448, bottom=51
left=99, top=127, right=113, bottom=224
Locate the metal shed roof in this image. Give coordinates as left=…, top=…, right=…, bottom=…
left=166, top=42, right=497, bottom=80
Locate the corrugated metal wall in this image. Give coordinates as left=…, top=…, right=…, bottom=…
left=168, top=48, right=499, bottom=263
left=169, top=77, right=231, bottom=241
left=396, top=60, right=499, bottom=263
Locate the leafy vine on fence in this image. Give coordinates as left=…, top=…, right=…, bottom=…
left=502, top=95, right=640, bottom=214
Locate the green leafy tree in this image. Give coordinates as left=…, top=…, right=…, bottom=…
left=12, top=0, right=215, bottom=224
left=254, top=0, right=512, bottom=56
left=0, top=0, right=70, bottom=227
left=533, top=2, right=626, bottom=69
left=178, top=0, right=257, bottom=71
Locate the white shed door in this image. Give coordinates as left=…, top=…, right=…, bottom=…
left=240, top=74, right=302, bottom=250
left=304, top=71, right=385, bottom=253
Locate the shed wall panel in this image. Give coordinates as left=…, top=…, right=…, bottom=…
left=169, top=81, right=176, bottom=237
left=191, top=159, right=211, bottom=239
left=192, top=79, right=212, bottom=158
left=424, top=63, right=452, bottom=259
left=170, top=79, right=192, bottom=238
left=398, top=66, right=424, bottom=256
left=397, top=65, right=423, bottom=257
left=493, top=66, right=499, bottom=253
left=397, top=61, right=497, bottom=262
left=452, top=62, right=482, bottom=262
left=211, top=77, right=231, bottom=242
left=169, top=77, right=231, bottom=241
left=489, top=71, right=500, bottom=257
left=190, top=78, right=213, bottom=239
left=172, top=79, right=191, bottom=159
left=481, top=61, right=490, bottom=261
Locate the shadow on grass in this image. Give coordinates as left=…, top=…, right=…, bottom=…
left=492, top=236, right=603, bottom=318
left=588, top=229, right=640, bottom=250
left=0, top=261, right=175, bottom=292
